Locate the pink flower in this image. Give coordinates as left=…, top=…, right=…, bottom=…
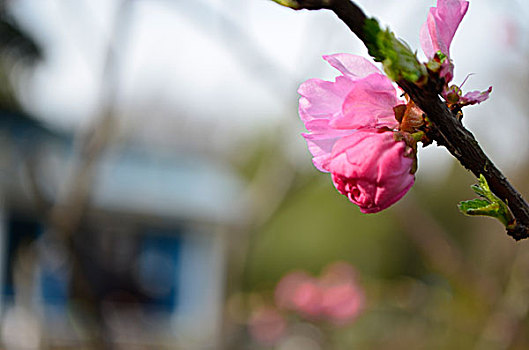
left=329, top=129, right=415, bottom=213
left=298, top=54, right=400, bottom=172
left=298, top=54, right=415, bottom=213
left=321, top=283, right=364, bottom=325
left=420, top=0, right=469, bottom=83
left=318, top=262, right=364, bottom=325
left=275, top=271, right=323, bottom=318
left=291, top=280, right=323, bottom=317
left=274, top=262, right=365, bottom=326
left=275, top=271, right=311, bottom=310
left=420, top=0, right=491, bottom=107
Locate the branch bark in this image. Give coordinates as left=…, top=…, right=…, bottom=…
left=288, top=0, right=529, bottom=240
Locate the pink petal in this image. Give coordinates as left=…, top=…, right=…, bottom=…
left=373, top=142, right=416, bottom=210
left=460, top=86, right=492, bottom=105
left=420, top=14, right=436, bottom=59
left=298, top=74, right=358, bottom=172
left=302, top=125, right=354, bottom=172
left=323, top=54, right=381, bottom=80
left=298, top=76, right=353, bottom=123
left=329, top=130, right=384, bottom=179
left=275, top=271, right=312, bottom=310
left=298, top=55, right=401, bottom=174
left=328, top=130, right=415, bottom=213
left=420, top=0, right=469, bottom=58
left=330, top=73, right=400, bottom=130
left=321, top=283, right=364, bottom=325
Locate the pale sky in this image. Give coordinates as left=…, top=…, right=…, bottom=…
left=9, top=0, right=529, bottom=177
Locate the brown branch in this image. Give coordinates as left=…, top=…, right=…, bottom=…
left=398, top=78, right=529, bottom=240
left=287, top=0, right=529, bottom=240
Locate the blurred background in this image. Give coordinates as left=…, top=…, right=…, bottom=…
left=1, top=0, right=529, bottom=349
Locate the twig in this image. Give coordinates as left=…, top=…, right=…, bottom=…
left=281, top=0, right=529, bottom=240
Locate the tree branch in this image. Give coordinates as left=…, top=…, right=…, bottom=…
left=285, top=0, right=529, bottom=240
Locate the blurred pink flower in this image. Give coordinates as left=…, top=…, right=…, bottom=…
left=420, top=0, right=469, bottom=83
left=321, top=283, right=364, bottom=325
left=319, top=262, right=364, bottom=325
left=275, top=271, right=312, bottom=309
left=275, top=262, right=365, bottom=326
left=298, top=54, right=415, bottom=213
left=275, top=271, right=322, bottom=318
left=291, top=280, right=323, bottom=318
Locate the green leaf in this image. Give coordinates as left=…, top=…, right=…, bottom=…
left=363, top=18, right=426, bottom=83
left=458, top=199, right=498, bottom=215
left=458, top=175, right=514, bottom=227
left=364, top=18, right=384, bottom=61
left=436, top=51, right=447, bottom=63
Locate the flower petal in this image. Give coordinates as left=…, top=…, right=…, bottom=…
left=298, top=55, right=402, bottom=175
left=323, top=54, right=381, bottom=80
left=328, top=130, right=415, bottom=213
left=420, top=0, right=469, bottom=58
left=460, top=86, right=492, bottom=105
left=298, top=76, right=353, bottom=123
left=330, top=73, right=400, bottom=130
left=302, top=120, right=354, bottom=172
left=420, top=14, right=436, bottom=59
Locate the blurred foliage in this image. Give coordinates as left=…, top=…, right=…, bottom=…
left=233, top=136, right=529, bottom=349
left=243, top=155, right=477, bottom=288
left=244, top=174, right=418, bottom=287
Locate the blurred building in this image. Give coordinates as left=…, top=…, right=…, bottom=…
left=0, top=111, right=246, bottom=348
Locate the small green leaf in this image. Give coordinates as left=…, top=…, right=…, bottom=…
left=426, top=52, right=448, bottom=72
left=363, top=18, right=426, bottom=83
left=435, top=51, right=447, bottom=63
left=475, top=176, right=497, bottom=201
left=458, top=199, right=497, bottom=215
left=364, top=18, right=383, bottom=61
left=458, top=175, right=514, bottom=227
left=470, top=183, right=487, bottom=199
